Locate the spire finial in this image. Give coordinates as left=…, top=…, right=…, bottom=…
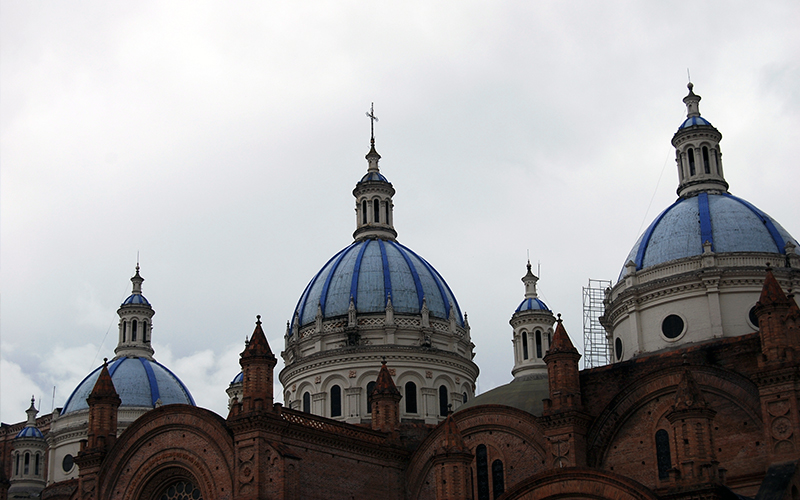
left=366, top=102, right=378, bottom=145
left=557, top=313, right=562, bottom=323
left=381, top=356, right=387, bottom=365
left=256, top=314, right=262, bottom=326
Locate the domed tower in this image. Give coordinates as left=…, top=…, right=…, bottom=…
left=8, top=397, right=47, bottom=498
left=46, top=266, right=195, bottom=484
left=510, top=261, right=556, bottom=379
left=603, top=84, right=800, bottom=362
left=280, top=112, right=478, bottom=425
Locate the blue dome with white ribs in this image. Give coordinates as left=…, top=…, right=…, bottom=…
left=678, top=115, right=713, bottom=129
left=621, top=192, right=799, bottom=279
left=122, top=293, right=150, bottom=306
left=516, top=297, right=550, bottom=313
left=293, top=238, right=463, bottom=328
left=61, top=357, right=194, bottom=415
left=16, top=426, right=44, bottom=439
left=359, top=171, right=389, bottom=183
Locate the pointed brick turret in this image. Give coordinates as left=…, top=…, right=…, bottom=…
left=432, top=414, right=473, bottom=500
left=544, top=315, right=582, bottom=412
left=754, top=268, right=799, bottom=365
left=541, top=315, right=589, bottom=467
left=85, top=359, right=121, bottom=452
left=74, top=359, right=121, bottom=500
left=370, top=360, right=401, bottom=433
left=236, top=316, right=278, bottom=414
left=665, top=369, right=719, bottom=485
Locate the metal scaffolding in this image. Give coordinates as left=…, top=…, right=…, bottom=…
left=583, top=279, right=612, bottom=368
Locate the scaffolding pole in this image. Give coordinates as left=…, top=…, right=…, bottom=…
left=583, top=279, right=612, bottom=368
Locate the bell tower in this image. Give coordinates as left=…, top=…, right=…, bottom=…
left=114, top=264, right=155, bottom=360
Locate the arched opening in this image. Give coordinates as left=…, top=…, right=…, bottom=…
left=535, top=331, right=543, bottom=358
left=522, top=332, right=528, bottom=360
left=362, top=200, right=367, bottom=224
left=702, top=146, right=710, bottom=173
left=302, top=392, right=311, bottom=413
left=688, top=148, right=696, bottom=176
left=656, top=429, right=671, bottom=480
left=476, top=444, right=489, bottom=500
left=132, top=319, right=138, bottom=342
left=14, top=452, right=19, bottom=475
left=143, top=320, right=149, bottom=342
left=492, top=459, right=505, bottom=498
left=35, top=453, right=40, bottom=476
left=367, top=381, right=376, bottom=413
left=330, top=385, right=342, bottom=417
left=385, top=203, right=390, bottom=225
left=405, top=381, right=417, bottom=414
left=462, top=392, right=468, bottom=403
left=24, top=452, right=30, bottom=475
left=438, top=385, right=448, bottom=416
left=373, top=199, right=380, bottom=223
left=123, top=321, right=127, bottom=342
left=157, top=479, right=204, bottom=500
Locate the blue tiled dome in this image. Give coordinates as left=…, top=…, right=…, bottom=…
left=359, top=171, right=389, bottom=183
left=61, top=357, right=194, bottom=415
left=515, top=298, right=550, bottom=313
left=292, top=238, right=463, bottom=329
left=16, top=426, right=44, bottom=439
left=122, top=293, right=150, bottom=306
left=621, top=193, right=799, bottom=279
left=678, top=116, right=713, bottom=129
left=231, top=372, right=243, bottom=384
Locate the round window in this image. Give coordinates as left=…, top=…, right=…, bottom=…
left=62, top=454, right=74, bottom=473
left=662, top=314, right=685, bottom=339
left=748, top=306, right=759, bottom=328
left=615, top=337, right=623, bottom=361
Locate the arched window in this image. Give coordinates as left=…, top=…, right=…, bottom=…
left=405, top=381, right=417, bottom=414
left=476, top=444, right=489, bottom=500
left=656, top=429, right=671, bottom=479
left=122, top=321, right=127, bottom=342
left=35, top=453, right=40, bottom=476
left=373, top=199, right=380, bottom=223
left=143, top=321, right=148, bottom=342
left=688, top=148, right=696, bottom=175
left=302, top=392, right=311, bottom=413
left=522, top=332, right=528, bottom=360
left=362, top=200, right=367, bottom=224
left=330, top=385, right=342, bottom=417
left=462, top=392, right=468, bottom=403
left=535, top=331, right=543, bottom=358
left=702, top=146, right=710, bottom=173
left=492, top=459, right=505, bottom=498
left=158, top=480, right=204, bottom=500
left=385, top=203, right=390, bottom=225
left=439, top=385, right=448, bottom=416
left=24, top=452, right=30, bottom=475
left=132, top=319, right=138, bottom=342
left=713, top=149, right=719, bottom=173
left=14, top=453, right=19, bottom=475
left=367, top=381, right=376, bottom=413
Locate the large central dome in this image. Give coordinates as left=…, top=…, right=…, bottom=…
left=279, top=126, right=478, bottom=425
left=292, top=239, right=463, bottom=329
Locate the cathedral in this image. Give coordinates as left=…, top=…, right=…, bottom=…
left=1, top=84, right=799, bottom=500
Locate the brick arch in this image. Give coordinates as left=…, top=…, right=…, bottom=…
left=587, top=364, right=761, bottom=467
left=97, top=405, right=235, bottom=500
left=500, top=467, right=658, bottom=500
left=406, top=405, right=547, bottom=499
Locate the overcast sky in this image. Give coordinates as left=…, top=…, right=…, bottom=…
left=2, top=1, right=798, bottom=424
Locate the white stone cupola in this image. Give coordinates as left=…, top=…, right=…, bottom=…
left=510, top=261, right=556, bottom=379
left=672, top=83, right=728, bottom=198
left=353, top=105, right=397, bottom=241
left=9, top=397, right=47, bottom=497
left=114, top=264, right=155, bottom=360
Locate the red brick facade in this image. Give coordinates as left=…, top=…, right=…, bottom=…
left=1, top=273, right=798, bottom=500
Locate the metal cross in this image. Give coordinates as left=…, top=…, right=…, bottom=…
left=366, top=103, right=378, bottom=142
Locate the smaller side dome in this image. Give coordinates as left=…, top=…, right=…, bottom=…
left=678, top=115, right=713, bottom=129
left=15, top=426, right=44, bottom=439
left=516, top=297, right=550, bottom=313
left=231, top=371, right=244, bottom=384
left=61, top=357, right=194, bottom=415
left=122, top=293, right=150, bottom=305
left=359, top=171, right=389, bottom=183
